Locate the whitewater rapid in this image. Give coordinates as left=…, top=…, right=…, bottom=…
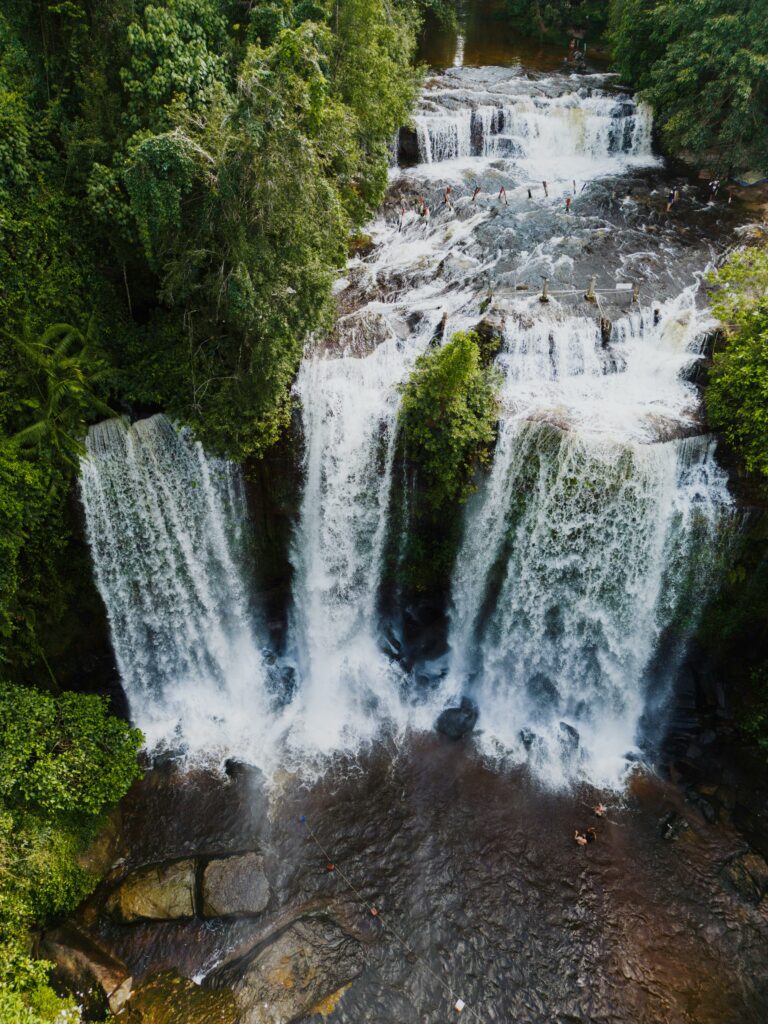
left=81, top=65, right=734, bottom=786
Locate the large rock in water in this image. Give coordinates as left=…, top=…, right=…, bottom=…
left=436, top=697, right=479, bottom=739
left=106, top=860, right=196, bottom=922
left=202, top=852, right=270, bottom=917
left=231, top=918, right=364, bottom=1024
left=42, top=923, right=133, bottom=1017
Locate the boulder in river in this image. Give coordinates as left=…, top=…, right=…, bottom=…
left=398, top=125, right=419, bottom=164
left=106, top=860, right=196, bottom=922
left=231, top=917, right=364, bottom=1024
left=436, top=696, right=479, bottom=739
left=202, top=852, right=270, bottom=918
left=558, top=721, right=580, bottom=752
left=42, top=923, right=133, bottom=1017
left=124, top=971, right=238, bottom=1024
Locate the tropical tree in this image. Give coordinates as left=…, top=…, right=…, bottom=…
left=609, top=0, right=768, bottom=172
left=8, top=322, right=112, bottom=468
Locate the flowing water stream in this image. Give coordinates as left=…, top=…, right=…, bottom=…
left=83, top=60, right=737, bottom=788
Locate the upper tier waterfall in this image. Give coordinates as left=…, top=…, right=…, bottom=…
left=82, top=65, right=736, bottom=785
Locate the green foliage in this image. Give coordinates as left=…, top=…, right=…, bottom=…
left=8, top=323, right=113, bottom=467
left=121, top=0, right=230, bottom=133
left=609, top=0, right=768, bottom=172
left=706, top=248, right=768, bottom=480
left=0, top=683, right=143, bottom=817
left=607, top=0, right=663, bottom=92
left=0, top=684, right=141, bottom=1020
left=505, top=0, right=609, bottom=42
left=399, top=332, right=500, bottom=510
left=76, top=0, right=420, bottom=459
left=741, top=667, right=768, bottom=763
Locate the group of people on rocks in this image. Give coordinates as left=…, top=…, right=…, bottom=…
left=397, top=179, right=581, bottom=230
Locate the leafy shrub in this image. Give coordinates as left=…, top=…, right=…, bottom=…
left=398, top=331, right=499, bottom=510
left=706, top=247, right=768, bottom=481
left=0, top=684, right=142, bottom=1018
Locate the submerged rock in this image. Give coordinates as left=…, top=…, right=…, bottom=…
left=519, top=728, right=537, bottom=751
left=436, top=697, right=479, bottom=739
left=106, top=860, right=196, bottom=922
left=230, top=918, right=364, bottom=1024
left=202, top=852, right=270, bottom=918
left=558, top=721, right=580, bottom=752
left=660, top=811, right=689, bottom=842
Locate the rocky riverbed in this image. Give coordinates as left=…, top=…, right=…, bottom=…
left=48, top=737, right=768, bottom=1023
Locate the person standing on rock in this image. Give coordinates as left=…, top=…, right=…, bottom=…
left=472, top=184, right=481, bottom=203
left=543, top=180, right=549, bottom=197
left=565, top=195, right=572, bottom=214
left=443, top=185, right=454, bottom=209
left=498, top=185, right=508, bottom=205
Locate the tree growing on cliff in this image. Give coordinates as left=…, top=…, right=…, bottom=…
left=399, top=331, right=500, bottom=509
left=395, top=331, right=500, bottom=588
left=706, top=247, right=768, bottom=481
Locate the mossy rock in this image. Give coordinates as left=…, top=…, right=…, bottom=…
left=124, top=971, right=238, bottom=1024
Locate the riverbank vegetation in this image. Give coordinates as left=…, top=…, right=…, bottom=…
left=0, top=684, right=142, bottom=1023
left=702, top=246, right=768, bottom=760
left=609, top=0, right=768, bottom=174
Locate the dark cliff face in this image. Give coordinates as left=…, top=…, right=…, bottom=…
left=664, top=494, right=768, bottom=853
left=242, top=418, right=304, bottom=655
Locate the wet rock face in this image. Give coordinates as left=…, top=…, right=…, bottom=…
left=202, top=852, right=270, bottom=918
left=42, top=923, right=133, bottom=1017
left=229, top=918, right=364, bottom=1024
left=106, top=860, right=196, bottom=923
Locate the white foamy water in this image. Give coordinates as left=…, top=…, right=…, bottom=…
left=446, top=425, right=729, bottom=788
left=411, top=66, right=657, bottom=183
left=81, top=64, right=734, bottom=785
left=80, top=416, right=278, bottom=763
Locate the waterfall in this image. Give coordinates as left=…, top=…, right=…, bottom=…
left=80, top=63, right=738, bottom=786
left=80, top=415, right=274, bottom=761
left=447, top=423, right=730, bottom=787
left=412, top=70, right=656, bottom=175
left=286, top=338, right=414, bottom=753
